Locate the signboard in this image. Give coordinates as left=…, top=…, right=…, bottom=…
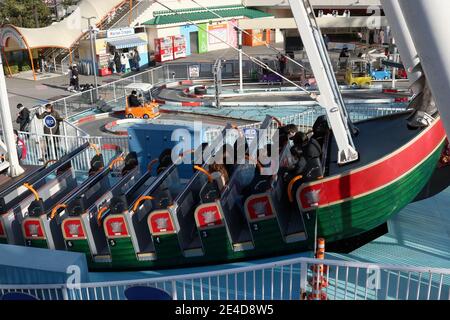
left=208, top=23, right=228, bottom=45
left=43, top=115, right=57, bottom=129
left=107, top=27, right=134, bottom=39
left=244, top=128, right=257, bottom=145
left=189, top=65, right=200, bottom=78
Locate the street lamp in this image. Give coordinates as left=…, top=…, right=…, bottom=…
left=82, top=16, right=99, bottom=100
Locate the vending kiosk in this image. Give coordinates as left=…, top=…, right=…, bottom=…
left=154, top=37, right=174, bottom=63
left=173, top=35, right=187, bottom=60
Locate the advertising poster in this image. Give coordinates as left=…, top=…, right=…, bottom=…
left=189, top=65, right=200, bottom=78
left=208, top=23, right=228, bottom=45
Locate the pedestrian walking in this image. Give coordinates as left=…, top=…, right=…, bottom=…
left=16, top=103, right=31, bottom=132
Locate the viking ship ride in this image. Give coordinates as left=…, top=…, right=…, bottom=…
left=0, top=0, right=449, bottom=271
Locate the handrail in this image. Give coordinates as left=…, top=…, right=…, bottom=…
left=50, top=204, right=68, bottom=220
left=97, top=207, right=108, bottom=226
left=194, top=165, right=213, bottom=183
left=23, top=183, right=40, bottom=201
left=288, top=175, right=303, bottom=203
left=132, top=196, right=155, bottom=213
left=109, top=156, right=125, bottom=170
left=1, top=256, right=449, bottom=291
left=89, top=143, right=101, bottom=157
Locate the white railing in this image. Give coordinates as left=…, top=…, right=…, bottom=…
left=18, top=131, right=128, bottom=170
left=1, top=257, right=448, bottom=301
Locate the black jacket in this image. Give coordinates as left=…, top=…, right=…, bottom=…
left=16, top=108, right=31, bottom=131
left=36, top=110, right=64, bottom=135
left=128, top=94, right=141, bottom=107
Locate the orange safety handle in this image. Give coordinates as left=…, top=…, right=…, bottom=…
left=23, top=183, right=40, bottom=201
left=132, top=196, right=155, bottom=213
left=97, top=207, right=108, bottom=226
left=288, top=175, right=303, bottom=203
left=51, top=204, right=67, bottom=220
left=89, top=143, right=101, bottom=156
left=109, top=156, right=125, bottom=170
left=194, top=165, right=213, bottom=183
left=147, top=159, right=158, bottom=172
left=272, top=116, right=284, bottom=127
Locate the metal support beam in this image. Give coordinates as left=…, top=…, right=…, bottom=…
left=289, top=0, right=358, bottom=165
left=0, top=54, right=24, bottom=177
left=213, top=59, right=222, bottom=109
left=399, top=0, right=450, bottom=137
left=380, top=0, right=425, bottom=95
left=237, top=27, right=244, bottom=94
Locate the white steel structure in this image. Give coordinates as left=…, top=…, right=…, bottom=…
left=0, top=54, right=23, bottom=177
left=396, top=0, right=450, bottom=138
left=380, top=0, right=425, bottom=95
left=289, top=0, right=358, bottom=165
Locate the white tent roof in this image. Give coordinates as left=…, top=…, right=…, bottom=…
left=10, top=0, right=124, bottom=49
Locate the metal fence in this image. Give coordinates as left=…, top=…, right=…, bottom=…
left=1, top=257, right=448, bottom=301
left=21, top=105, right=406, bottom=167
left=29, top=65, right=171, bottom=121
left=18, top=131, right=128, bottom=170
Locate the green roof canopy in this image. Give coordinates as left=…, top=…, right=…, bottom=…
left=144, top=5, right=273, bottom=26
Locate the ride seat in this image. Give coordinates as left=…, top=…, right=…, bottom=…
left=200, top=181, right=221, bottom=204
left=109, top=195, right=128, bottom=215
left=67, top=198, right=85, bottom=217
left=28, top=199, right=45, bottom=217
left=122, top=152, right=139, bottom=176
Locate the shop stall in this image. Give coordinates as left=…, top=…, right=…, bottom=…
left=78, top=27, right=150, bottom=76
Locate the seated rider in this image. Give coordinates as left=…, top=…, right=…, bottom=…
left=128, top=90, right=142, bottom=107
left=295, top=132, right=323, bottom=182
left=279, top=124, right=298, bottom=151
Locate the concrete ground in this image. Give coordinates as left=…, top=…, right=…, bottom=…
left=4, top=42, right=392, bottom=129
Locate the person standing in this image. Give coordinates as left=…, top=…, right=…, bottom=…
left=323, top=34, right=330, bottom=50
left=379, top=29, right=385, bottom=45
left=14, top=130, right=27, bottom=162
left=71, top=64, right=80, bottom=92
left=133, top=48, right=141, bottom=72
left=120, top=53, right=128, bottom=73
left=36, top=104, right=64, bottom=160
left=278, top=54, right=287, bottom=75
left=114, top=51, right=121, bottom=74
left=38, top=51, right=45, bottom=73
left=16, top=103, right=31, bottom=132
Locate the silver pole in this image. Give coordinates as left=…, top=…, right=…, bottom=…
left=83, top=16, right=99, bottom=100
left=237, top=28, right=244, bottom=94
left=89, top=26, right=99, bottom=100
left=0, top=54, right=24, bottom=177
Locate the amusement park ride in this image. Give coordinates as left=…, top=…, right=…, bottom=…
left=0, top=0, right=450, bottom=271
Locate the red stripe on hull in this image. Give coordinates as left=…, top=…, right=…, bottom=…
left=298, top=118, right=446, bottom=211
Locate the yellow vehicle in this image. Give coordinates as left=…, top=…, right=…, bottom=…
left=345, top=58, right=372, bottom=87
left=124, top=83, right=160, bottom=119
